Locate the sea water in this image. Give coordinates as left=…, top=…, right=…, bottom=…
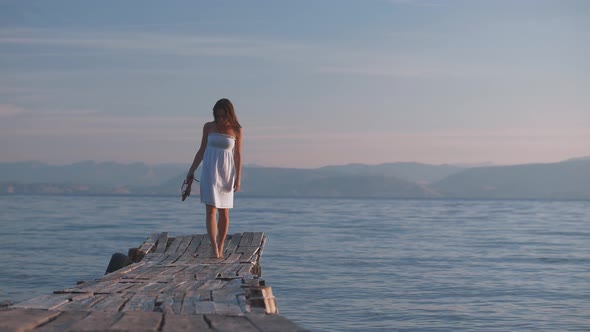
left=1, top=195, right=589, bottom=331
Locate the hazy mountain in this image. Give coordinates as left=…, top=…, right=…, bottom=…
left=316, top=162, right=464, bottom=184
left=2, top=159, right=590, bottom=200
left=291, top=175, right=439, bottom=198
left=565, top=156, right=590, bottom=162
left=433, top=159, right=590, bottom=200
left=155, top=165, right=442, bottom=198
left=240, top=167, right=439, bottom=198
left=0, top=161, right=187, bottom=187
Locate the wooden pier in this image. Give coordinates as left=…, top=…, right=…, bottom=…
left=0, top=232, right=307, bottom=331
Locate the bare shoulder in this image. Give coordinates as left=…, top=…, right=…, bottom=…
left=203, top=121, right=215, bottom=132
left=234, top=126, right=243, bottom=138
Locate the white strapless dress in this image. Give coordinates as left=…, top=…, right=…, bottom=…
left=199, top=133, right=236, bottom=208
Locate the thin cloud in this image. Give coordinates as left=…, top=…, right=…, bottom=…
left=246, top=126, right=590, bottom=141
left=387, top=0, right=447, bottom=7
left=1, top=27, right=497, bottom=81
left=317, top=65, right=448, bottom=78
left=0, top=104, right=25, bottom=116
left=0, top=105, right=205, bottom=140
left=317, top=59, right=500, bottom=78
left=0, top=28, right=308, bottom=58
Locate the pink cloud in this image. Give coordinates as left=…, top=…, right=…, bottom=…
left=0, top=104, right=25, bottom=116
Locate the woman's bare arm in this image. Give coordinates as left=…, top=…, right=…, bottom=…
left=233, top=127, right=242, bottom=191
left=187, top=123, right=210, bottom=179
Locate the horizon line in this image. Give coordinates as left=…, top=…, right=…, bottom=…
left=1, top=156, right=588, bottom=169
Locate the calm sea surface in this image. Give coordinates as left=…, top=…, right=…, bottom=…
left=1, top=195, right=589, bottom=331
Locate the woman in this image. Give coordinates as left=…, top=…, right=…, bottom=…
left=186, top=98, right=242, bottom=259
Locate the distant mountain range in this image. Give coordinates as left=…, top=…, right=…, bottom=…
left=0, top=161, right=186, bottom=187
left=1, top=158, right=589, bottom=200
left=433, top=160, right=590, bottom=200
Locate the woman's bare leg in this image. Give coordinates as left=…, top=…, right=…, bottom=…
left=206, top=205, right=220, bottom=258
left=217, top=208, right=230, bottom=258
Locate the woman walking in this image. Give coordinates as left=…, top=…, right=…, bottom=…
left=186, top=98, right=242, bottom=258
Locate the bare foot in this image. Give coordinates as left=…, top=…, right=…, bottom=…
left=210, top=247, right=220, bottom=259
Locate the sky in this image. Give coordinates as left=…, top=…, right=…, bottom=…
left=0, top=0, right=588, bottom=168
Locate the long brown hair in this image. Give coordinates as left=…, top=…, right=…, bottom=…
left=213, top=98, right=242, bottom=129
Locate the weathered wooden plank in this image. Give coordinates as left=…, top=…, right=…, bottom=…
left=237, top=264, right=254, bottom=277
left=153, top=254, right=175, bottom=265
left=153, top=265, right=189, bottom=283
left=183, top=264, right=207, bottom=280
left=193, top=301, right=216, bottom=315
left=94, top=281, right=137, bottom=294
left=88, top=292, right=132, bottom=312
left=175, top=235, right=194, bottom=254
left=212, top=302, right=244, bottom=316
left=54, top=294, right=108, bottom=311
left=137, top=281, right=171, bottom=294
left=161, top=314, right=210, bottom=331
left=92, top=260, right=153, bottom=282
left=180, top=291, right=210, bottom=315
left=249, top=232, right=265, bottom=247
left=247, top=313, right=309, bottom=332
left=197, top=279, right=225, bottom=291
left=238, top=247, right=260, bottom=263
left=35, top=310, right=91, bottom=332
left=56, top=284, right=102, bottom=294
left=140, top=253, right=168, bottom=265
left=170, top=264, right=204, bottom=283
left=155, top=292, right=184, bottom=314
left=55, top=278, right=103, bottom=294
left=222, top=278, right=244, bottom=290
left=164, top=235, right=184, bottom=254
left=211, top=288, right=239, bottom=303
left=220, top=252, right=243, bottom=264
left=0, top=308, right=61, bottom=331
left=206, top=314, right=259, bottom=332
left=41, top=293, right=92, bottom=311
left=67, top=293, right=93, bottom=301
left=177, top=279, right=206, bottom=293
left=99, top=261, right=148, bottom=281
left=109, top=311, right=163, bottom=331
left=120, top=292, right=158, bottom=312
left=14, top=294, right=72, bottom=310
left=176, top=234, right=204, bottom=263
left=138, top=232, right=161, bottom=254
left=122, top=267, right=184, bottom=291
left=112, top=280, right=148, bottom=292
left=130, top=266, right=170, bottom=280
left=157, top=280, right=188, bottom=294
left=124, top=281, right=154, bottom=293
left=154, top=232, right=169, bottom=254
left=237, top=294, right=250, bottom=314
left=248, top=286, right=278, bottom=315
left=218, top=263, right=243, bottom=279
left=160, top=237, right=193, bottom=265
left=168, top=269, right=193, bottom=282
left=66, top=311, right=124, bottom=331
left=194, top=237, right=214, bottom=259
left=195, top=264, right=226, bottom=280
left=223, top=233, right=242, bottom=255
left=239, top=232, right=254, bottom=247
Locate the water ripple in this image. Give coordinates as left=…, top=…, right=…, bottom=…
left=1, top=196, right=589, bottom=331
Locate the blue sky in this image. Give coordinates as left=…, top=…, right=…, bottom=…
left=1, top=0, right=588, bottom=168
